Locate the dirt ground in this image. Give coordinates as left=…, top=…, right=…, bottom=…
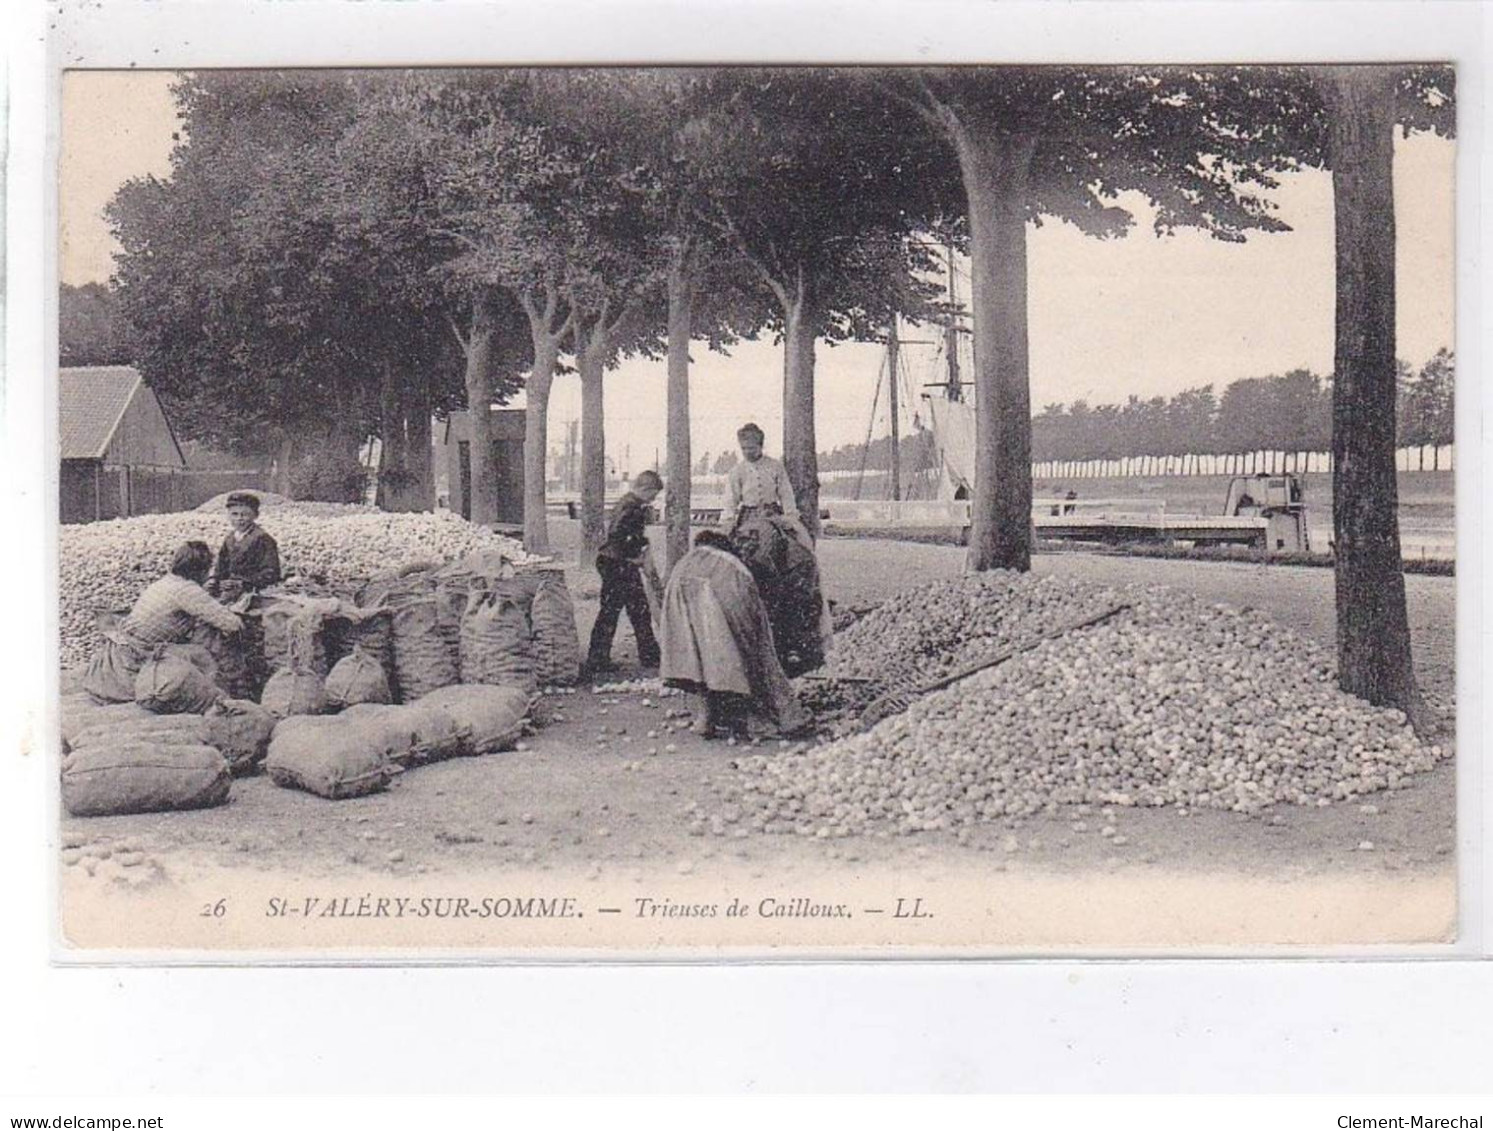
left=59, top=527, right=1459, bottom=944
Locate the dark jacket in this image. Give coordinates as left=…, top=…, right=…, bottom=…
left=213, top=525, right=282, bottom=591
left=597, top=492, right=650, bottom=563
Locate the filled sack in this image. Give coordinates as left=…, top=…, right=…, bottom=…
left=390, top=597, right=459, bottom=701
left=66, top=699, right=277, bottom=776
left=260, top=667, right=327, bottom=720
left=135, top=646, right=221, bottom=714
left=60, top=694, right=154, bottom=752
left=529, top=573, right=581, bottom=686
left=61, top=742, right=230, bottom=817
left=259, top=631, right=327, bottom=719
left=339, top=607, right=394, bottom=686
left=415, top=684, right=532, bottom=755
left=458, top=589, right=537, bottom=693
left=203, top=699, right=278, bottom=775
left=340, top=702, right=463, bottom=767
left=265, top=715, right=397, bottom=800
left=324, top=647, right=392, bottom=710
left=260, top=601, right=333, bottom=677
left=190, top=620, right=256, bottom=700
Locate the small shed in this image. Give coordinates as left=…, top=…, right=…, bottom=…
left=60, top=366, right=187, bottom=524
left=439, top=409, right=526, bottom=525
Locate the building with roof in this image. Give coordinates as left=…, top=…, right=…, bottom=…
left=60, top=366, right=188, bottom=524
left=438, top=409, right=527, bottom=527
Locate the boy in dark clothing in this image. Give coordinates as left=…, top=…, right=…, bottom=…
left=585, top=470, right=663, bottom=676
left=210, top=492, right=282, bottom=599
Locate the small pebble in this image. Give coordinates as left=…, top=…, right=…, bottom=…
left=387, top=849, right=405, bottom=863
left=1358, top=804, right=1380, bottom=815
left=1357, top=841, right=1375, bottom=852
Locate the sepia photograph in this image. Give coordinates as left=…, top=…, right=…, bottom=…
left=52, top=59, right=1461, bottom=955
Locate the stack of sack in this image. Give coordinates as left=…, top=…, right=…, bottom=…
left=61, top=549, right=573, bottom=813
left=60, top=692, right=276, bottom=817
left=265, top=684, right=533, bottom=799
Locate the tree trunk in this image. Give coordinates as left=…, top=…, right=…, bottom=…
left=463, top=295, right=500, bottom=526
left=954, top=125, right=1036, bottom=571
left=780, top=276, right=821, bottom=540
left=272, top=433, right=295, bottom=496
left=1326, top=66, right=1419, bottom=719
left=522, top=340, right=557, bottom=554
left=578, top=337, right=608, bottom=563
left=376, top=362, right=411, bottom=512
left=405, top=379, right=434, bottom=512
left=664, top=244, right=695, bottom=574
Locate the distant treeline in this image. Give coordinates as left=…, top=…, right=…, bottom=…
left=1032, top=358, right=1453, bottom=462
left=781, top=357, right=1453, bottom=471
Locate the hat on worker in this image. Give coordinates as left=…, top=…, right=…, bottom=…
left=226, top=492, right=261, bottom=514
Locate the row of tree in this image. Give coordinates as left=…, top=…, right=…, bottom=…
left=98, top=64, right=1452, bottom=716
left=1029, top=352, right=1454, bottom=462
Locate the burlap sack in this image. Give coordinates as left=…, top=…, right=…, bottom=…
left=135, top=648, right=221, bottom=714
left=340, top=702, right=463, bottom=766
left=390, top=597, right=459, bottom=701
left=458, top=590, right=536, bottom=693
left=67, top=699, right=276, bottom=776
left=415, top=684, right=532, bottom=755
left=259, top=631, right=327, bottom=719
left=324, top=647, right=392, bottom=709
left=61, top=742, right=231, bottom=816
left=530, top=574, right=581, bottom=686
left=203, top=699, right=278, bottom=775
left=261, top=603, right=331, bottom=677
left=340, top=608, right=394, bottom=687
left=59, top=694, right=153, bottom=752
left=190, top=621, right=256, bottom=700
left=264, top=715, right=397, bottom=799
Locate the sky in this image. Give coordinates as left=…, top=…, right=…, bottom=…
left=60, top=70, right=1456, bottom=472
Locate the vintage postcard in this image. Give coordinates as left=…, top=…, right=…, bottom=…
left=51, top=58, right=1463, bottom=957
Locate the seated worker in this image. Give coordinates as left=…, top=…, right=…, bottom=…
left=210, top=492, right=282, bottom=599
left=585, top=469, right=664, bottom=677
left=82, top=541, right=243, bottom=703
left=660, top=529, right=811, bottom=741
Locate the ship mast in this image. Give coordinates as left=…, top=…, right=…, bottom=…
left=944, top=239, right=963, bottom=402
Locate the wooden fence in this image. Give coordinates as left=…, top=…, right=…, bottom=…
left=61, top=466, right=272, bottom=524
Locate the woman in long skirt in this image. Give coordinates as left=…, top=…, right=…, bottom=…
left=659, top=531, right=811, bottom=740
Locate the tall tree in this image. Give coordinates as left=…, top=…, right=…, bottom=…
left=1320, top=66, right=1420, bottom=715
left=693, top=70, right=956, bottom=539
left=890, top=67, right=1297, bottom=571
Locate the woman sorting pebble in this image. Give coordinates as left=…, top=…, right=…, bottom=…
left=82, top=541, right=244, bottom=704
left=659, top=529, right=810, bottom=741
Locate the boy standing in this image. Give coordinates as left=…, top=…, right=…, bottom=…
left=210, top=492, right=282, bottom=599
left=585, top=470, right=663, bottom=677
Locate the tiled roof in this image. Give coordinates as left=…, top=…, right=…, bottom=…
left=59, top=366, right=143, bottom=460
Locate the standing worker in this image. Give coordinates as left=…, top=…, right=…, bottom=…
left=722, top=421, right=833, bottom=674
left=209, top=492, right=282, bottom=599
left=721, top=422, right=801, bottom=536
left=585, top=469, right=664, bottom=678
